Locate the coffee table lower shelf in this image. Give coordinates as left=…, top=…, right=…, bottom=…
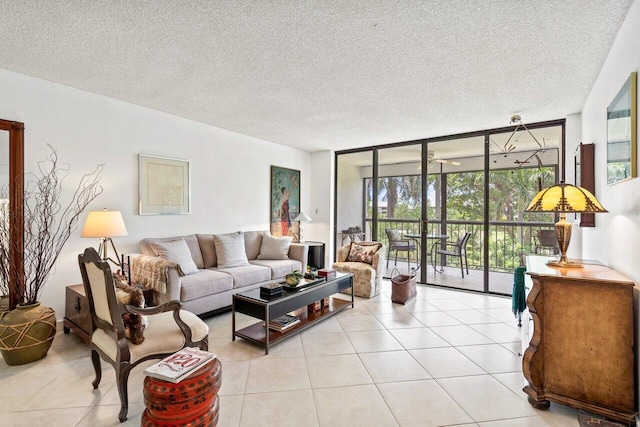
left=232, top=272, right=354, bottom=354
left=235, top=298, right=351, bottom=350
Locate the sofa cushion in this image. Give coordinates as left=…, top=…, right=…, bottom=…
left=213, top=232, right=249, bottom=268
left=149, top=239, right=199, bottom=275
left=196, top=234, right=217, bottom=268
left=142, top=234, right=204, bottom=269
left=257, top=234, right=292, bottom=260
left=250, top=259, right=302, bottom=280
left=180, top=270, right=233, bottom=302
left=243, top=231, right=263, bottom=260
left=216, top=264, right=271, bottom=288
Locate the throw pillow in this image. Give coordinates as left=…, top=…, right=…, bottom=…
left=346, top=242, right=382, bottom=265
left=113, top=277, right=147, bottom=344
left=149, top=239, right=199, bottom=275
left=213, top=232, right=250, bottom=268
left=257, top=233, right=292, bottom=260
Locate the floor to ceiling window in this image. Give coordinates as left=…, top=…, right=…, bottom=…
left=336, top=150, right=373, bottom=247
left=334, top=119, right=565, bottom=296
left=486, top=125, right=561, bottom=293
left=425, top=136, right=485, bottom=292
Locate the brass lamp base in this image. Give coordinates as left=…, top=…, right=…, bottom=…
left=546, top=259, right=583, bottom=268
left=545, top=214, right=583, bottom=269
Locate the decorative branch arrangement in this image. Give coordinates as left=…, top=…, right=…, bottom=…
left=0, top=198, right=8, bottom=298
left=0, top=145, right=103, bottom=307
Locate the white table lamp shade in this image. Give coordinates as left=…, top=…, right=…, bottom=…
left=293, top=212, right=312, bottom=222
left=81, top=210, right=128, bottom=238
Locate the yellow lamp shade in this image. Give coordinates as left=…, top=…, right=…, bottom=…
left=525, top=183, right=607, bottom=213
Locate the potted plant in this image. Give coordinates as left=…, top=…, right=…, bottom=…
left=0, top=145, right=103, bottom=365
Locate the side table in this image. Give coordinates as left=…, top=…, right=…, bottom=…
left=63, top=282, right=152, bottom=345
left=63, top=284, right=91, bottom=344
left=305, top=241, right=325, bottom=269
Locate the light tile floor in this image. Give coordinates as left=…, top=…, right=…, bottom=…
left=0, top=280, right=607, bottom=426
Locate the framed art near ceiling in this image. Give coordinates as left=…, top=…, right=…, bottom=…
left=270, top=166, right=300, bottom=241
left=139, top=154, right=190, bottom=215
left=607, top=71, right=637, bottom=185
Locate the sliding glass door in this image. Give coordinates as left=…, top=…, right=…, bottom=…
left=375, top=145, right=422, bottom=277
left=486, top=125, right=562, bottom=293
left=334, top=119, right=565, bottom=296
left=424, top=136, right=485, bottom=291
left=336, top=150, right=373, bottom=248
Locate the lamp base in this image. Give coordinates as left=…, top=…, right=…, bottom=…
left=545, top=214, right=583, bottom=268
left=546, top=260, right=583, bottom=268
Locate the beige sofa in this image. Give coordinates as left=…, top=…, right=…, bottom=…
left=332, top=242, right=385, bottom=298
left=131, top=231, right=308, bottom=316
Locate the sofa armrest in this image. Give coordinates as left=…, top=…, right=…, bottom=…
left=154, top=268, right=182, bottom=305
left=130, top=253, right=184, bottom=301
left=288, top=243, right=308, bottom=272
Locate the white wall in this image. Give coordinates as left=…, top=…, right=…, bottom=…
left=564, top=113, right=583, bottom=260
left=581, top=0, right=640, bottom=277
left=308, top=151, right=334, bottom=267
left=579, top=0, right=640, bottom=411
left=0, top=68, right=311, bottom=317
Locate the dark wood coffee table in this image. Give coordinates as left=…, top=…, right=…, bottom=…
left=232, top=272, right=354, bottom=354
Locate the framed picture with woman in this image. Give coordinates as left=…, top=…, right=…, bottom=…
left=270, top=166, right=300, bottom=242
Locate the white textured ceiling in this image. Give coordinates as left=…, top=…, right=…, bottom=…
left=0, top=1, right=633, bottom=152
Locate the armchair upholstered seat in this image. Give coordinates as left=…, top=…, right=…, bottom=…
left=332, top=242, right=385, bottom=298
left=78, top=247, right=209, bottom=422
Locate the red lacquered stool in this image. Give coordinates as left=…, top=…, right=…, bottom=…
left=142, top=358, right=222, bottom=427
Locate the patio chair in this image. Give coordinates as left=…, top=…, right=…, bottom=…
left=385, top=229, right=416, bottom=270
left=534, top=229, right=559, bottom=255
left=431, top=232, right=471, bottom=278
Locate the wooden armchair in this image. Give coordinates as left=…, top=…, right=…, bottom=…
left=78, top=247, right=209, bottom=422
left=431, top=232, right=471, bottom=278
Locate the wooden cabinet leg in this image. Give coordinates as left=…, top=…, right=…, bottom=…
left=527, top=396, right=550, bottom=410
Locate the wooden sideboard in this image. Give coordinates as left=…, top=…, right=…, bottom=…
left=523, top=256, right=637, bottom=424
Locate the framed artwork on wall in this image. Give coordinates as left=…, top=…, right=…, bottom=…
left=270, top=166, right=300, bottom=241
left=607, top=71, right=637, bottom=185
left=139, top=154, right=190, bottom=215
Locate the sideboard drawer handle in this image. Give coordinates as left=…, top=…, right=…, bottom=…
left=75, top=297, right=82, bottom=312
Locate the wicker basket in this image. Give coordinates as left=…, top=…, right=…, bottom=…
left=390, top=268, right=418, bottom=305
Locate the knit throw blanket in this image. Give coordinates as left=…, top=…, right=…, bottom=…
left=131, top=255, right=184, bottom=293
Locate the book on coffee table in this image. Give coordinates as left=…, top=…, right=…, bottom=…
left=268, top=314, right=300, bottom=331
left=144, top=347, right=216, bottom=383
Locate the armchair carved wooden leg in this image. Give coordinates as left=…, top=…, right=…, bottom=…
left=91, top=350, right=102, bottom=389
left=116, top=365, right=133, bottom=422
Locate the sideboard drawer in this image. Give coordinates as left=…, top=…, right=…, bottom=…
left=63, top=284, right=91, bottom=344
